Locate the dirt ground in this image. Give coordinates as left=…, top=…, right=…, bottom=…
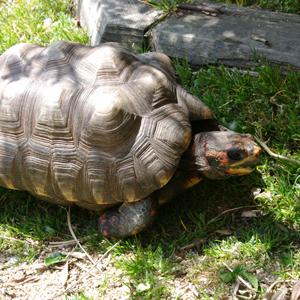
left=0, top=251, right=126, bottom=299
left=0, top=246, right=200, bottom=300
left=1, top=248, right=299, bottom=300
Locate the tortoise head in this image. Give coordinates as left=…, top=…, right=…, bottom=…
left=193, top=131, right=261, bottom=179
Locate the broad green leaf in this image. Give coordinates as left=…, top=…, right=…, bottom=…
left=234, top=265, right=259, bottom=290
left=219, top=269, right=236, bottom=283
left=44, top=252, right=66, bottom=266
left=240, top=269, right=259, bottom=290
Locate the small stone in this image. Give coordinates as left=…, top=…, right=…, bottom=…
left=118, top=285, right=131, bottom=295
left=136, top=282, right=151, bottom=292
left=251, top=188, right=262, bottom=198
left=12, top=270, right=26, bottom=283
left=6, top=256, right=19, bottom=265
left=241, top=210, right=261, bottom=218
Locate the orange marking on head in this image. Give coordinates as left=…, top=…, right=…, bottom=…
left=207, top=150, right=229, bottom=166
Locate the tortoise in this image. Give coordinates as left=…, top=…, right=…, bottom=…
left=0, top=41, right=261, bottom=238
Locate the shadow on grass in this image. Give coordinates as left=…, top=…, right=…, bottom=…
left=136, top=170, right=299, bottom=258
left=0, top=170, right=299, bottom=260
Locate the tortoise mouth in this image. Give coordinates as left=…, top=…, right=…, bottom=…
left=225, top=166, right=255, bottom=175
left=224, top=157, right=260, bottom=176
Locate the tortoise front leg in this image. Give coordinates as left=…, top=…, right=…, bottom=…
left=98, top=197, right=158, bottom=239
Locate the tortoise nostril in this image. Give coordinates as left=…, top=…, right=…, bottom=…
left=227, top=147, right=243, bottom=161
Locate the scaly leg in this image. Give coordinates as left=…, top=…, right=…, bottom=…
left=98, top=197, right=158, bottom=239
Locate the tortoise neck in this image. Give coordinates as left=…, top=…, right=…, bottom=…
left=182, top=134, right=208, bottom=174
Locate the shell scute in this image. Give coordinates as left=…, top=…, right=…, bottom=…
left=0, top=42, right=192, bottom=209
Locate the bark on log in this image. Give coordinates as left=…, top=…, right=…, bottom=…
left=151, top=1, right=300, bottom=70
left=75, top=0, right=300, bottom=70
left=75, top=0, right=163, bottom=48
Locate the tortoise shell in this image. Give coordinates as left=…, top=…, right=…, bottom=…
left=0, top=42, right=213, bottom=210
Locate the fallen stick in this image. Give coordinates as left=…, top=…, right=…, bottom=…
left=0, top=235, right=37, bottom=245
left=67, top=207, right=102, bottom=272
left=206, top=205, right=256, bottom=226
left=255, top=137, right=300, bottom=166
left=179, top=205, right=256, bottom=251
left=223, top=262, right=256, bottom=292
left=53, top=240, right=120, bottom=298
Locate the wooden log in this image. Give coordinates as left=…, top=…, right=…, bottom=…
left=74, top=0, right=163, bottom=48
left=75, top=0, right=300, bottom=70
left=151, top=1, right=300, bottom=70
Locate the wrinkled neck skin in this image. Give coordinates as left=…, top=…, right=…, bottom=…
left=182, top=134, right=211, bottom=178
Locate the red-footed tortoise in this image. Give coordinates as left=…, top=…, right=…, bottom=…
left=0, top=42, right=261, bottom=238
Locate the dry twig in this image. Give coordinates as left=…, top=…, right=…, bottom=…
left=206, top=205, right=256, bottom=226
left=0, top=235, right=37, bottom=245
left=67, top=206, right=102, bottom=272
left=179, top=238, right=206, bottom=251
left=223, top=262, right=256, bottom=292
left=97, top=240, right=121, bottom=263
left=73, top=261, right=98, bottom=279
left=179, top=205, right=256, bottom=251
left=53, top=210, right=121, bottom=298
left=233, top=281, right=240, bottom=297
left=54, top=241, right=119, bottom=298
left=255, top=137, right=300, bottom=166
left=291, top=281, right=300, bottom=300
left=265, top=279, right=285, bottom=293
left=49, top=234, right=97, bottom=247
left=48, top=240, right=79, bottom=248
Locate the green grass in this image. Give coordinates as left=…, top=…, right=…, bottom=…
left=65, top=293, right=94, bottom=300
left=186, top=217, right=300, bottom=296
left=145, top=0, right=191, bottom=13
left=0, top=0, right=89, bottom=261
left=174, top=61, right=300, bottom=230
left=0, top=0, right=88, bottom=54
left=214, top=0, right=300, bottom=13
left=145, top=0, right=300, bottom=13
left=114, top=245, right=175, bottom=299
left=0, top=0, right=300, bottom=299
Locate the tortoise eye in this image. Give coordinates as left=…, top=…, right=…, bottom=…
left=227, top=147, right=243, bottom=161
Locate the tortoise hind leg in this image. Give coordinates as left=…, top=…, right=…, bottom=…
left=98, top=197, right=158, bottom=239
